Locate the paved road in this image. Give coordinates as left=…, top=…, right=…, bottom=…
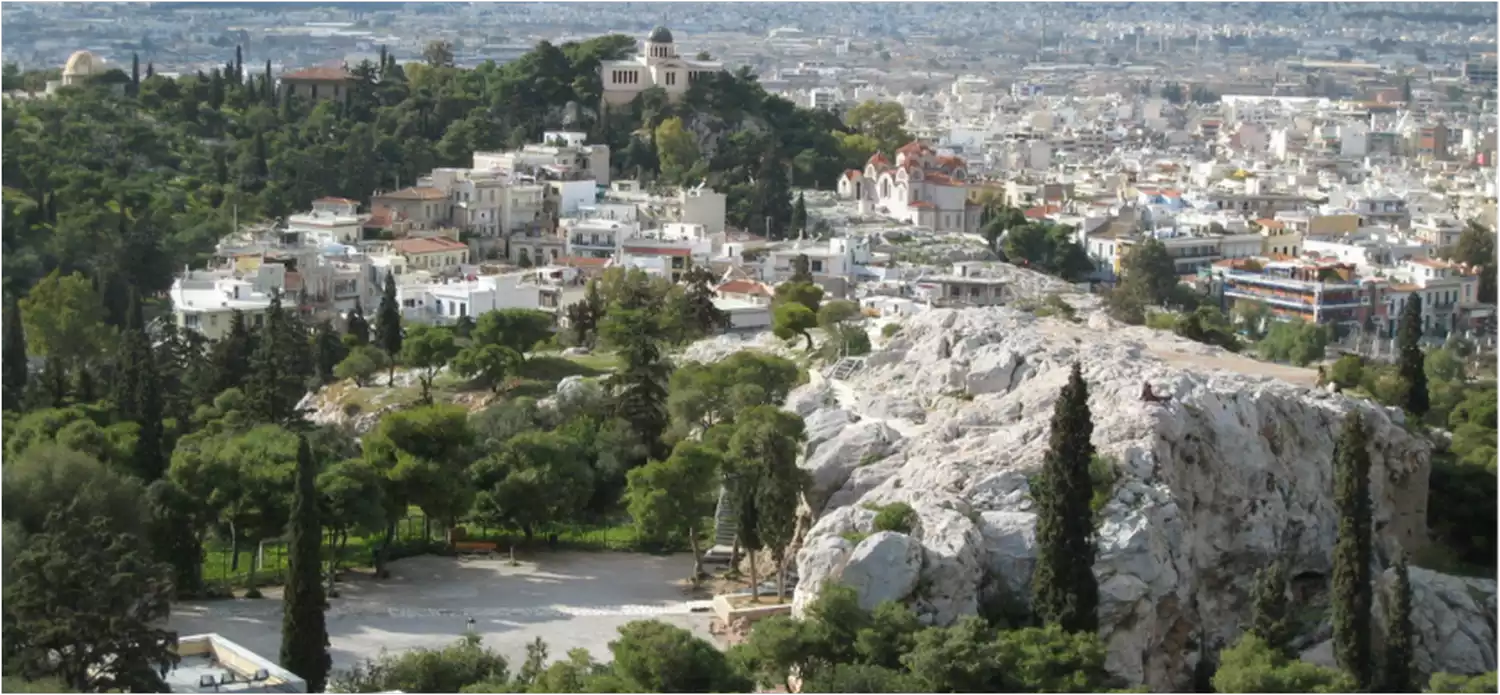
left=167, top=551, right=716, bottom=674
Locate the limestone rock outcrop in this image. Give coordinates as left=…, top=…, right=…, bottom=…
left=783, top=304, right=1490, bottom=690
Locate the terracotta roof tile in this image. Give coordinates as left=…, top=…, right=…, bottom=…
left=391, top=237, right=469, bottom=255
left=844, top=169, right=862, bottom=180
left=282, top=65, right=355, bottom=82
left=717, top=280, right=774, bottom=296
left=558, top=256, right=611, bottom=268
left=623, top=246, right=692, bottom=257
left=316, top=196, right=359, bottom=205
left=377, top=186, right=448, bottom=201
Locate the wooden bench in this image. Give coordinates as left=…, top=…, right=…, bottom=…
left=453, top=541, right=497, bottom=554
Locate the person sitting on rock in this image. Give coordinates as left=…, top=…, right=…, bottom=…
left=1141, top=381, right=1171, bottom=403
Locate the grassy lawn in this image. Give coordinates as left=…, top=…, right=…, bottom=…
left=506, top=354, right=615, bottom=399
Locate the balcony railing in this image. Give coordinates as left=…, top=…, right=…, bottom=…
left=1223, top=271, right=1358, bottom=292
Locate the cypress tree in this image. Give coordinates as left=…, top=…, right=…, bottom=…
left=263, top=59, right=273, bottom=105
left=209, top=310, right=256, bottom=396
left=130, top=53, right=140, bottom=94
left=1248, top=558, right=1293, bottom=655
left=234, top=45, right=244, bottom=83
left=375, top=273, right=403, bottom=385
left=247, top=292, right=306, bottom=425
left=1380, top=555, right=1415, bottom=694
left=790, top=192, right=807, bottom=238
left=3, top=297, right=27, bottom=412
left=312, top=320, right=346, bottom=385
left=1031, top=362, right=1099, bottom=633
left=280, top=434, right=331, bottom=691
left=75, top=365, right=96, bottom=404
left=115, top=290, right=166, bottom=480
left=1332, top=411, right=1374, bottom=689
left=1396, top=295, right=1428, bottom=417
left=346, top=298, right=370, bottom=345
left=145, top=62, right=155, bottom=78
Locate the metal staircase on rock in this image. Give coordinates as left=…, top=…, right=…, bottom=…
left=827, top=356, right=867, bottom=381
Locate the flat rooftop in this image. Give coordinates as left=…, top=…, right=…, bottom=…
left=165, top=634, right=305, bottom=694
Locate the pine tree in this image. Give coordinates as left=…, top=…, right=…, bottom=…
left=280, top=434, right=331, bottom=691
left=1031, top=362, right=1099, bottom=633
left=115, top=290, right=166, bottom=480
left=246, top=292, right=304, bottom=425
left=1332, top=411, right=1374, bottom=690
left=790, top=192, right=808, bottom=238
left=375, top=273, right=403, bottom=385
left=1248, top=559, right=1293, bottom=654
left=346, top=298, right=370, bottom=345
left=3, top=296, right=27, bottom=412
left=1396, top=295, right=1428, bottom=417
left=209, top=310, right=256, bottom=397
left=1380, top=555, right=1415, bottom=694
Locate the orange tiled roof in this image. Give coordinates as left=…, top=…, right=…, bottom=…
left=910, top=201, right=936, bottom=209
left=1024, top=205, right=1061, bottom=219
left=558, top=256, right=610, bottom=268
left=897, top=141, right=932, bottom=156
left=1409, top=257, right=1452, bottom=269
left=282, top=65, right=354, bottom=81
left=316, top=196, right=359, bottom=205
left=623, top=246, right=692, bottom=257
left=867, top=152, right=890, bottom=166
left=844, top=169, right=862, bottom=180
left=391, top=237, right=469, bottom=255
left=1388, top=283, right=1420, bottom=292
left=378, top=186, right=447, bottom=201
left=717, top=280, right=773, bottom=296
left=1256, top=219, right=1286, bottom=230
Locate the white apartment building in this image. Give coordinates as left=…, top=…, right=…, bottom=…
left=169, top=272, right=275, bottom=341
left=599, top=27, right=722, bottom=107
left=563, top=218, right=630, bottom=259
left=472, top=131, right=611, bottom=186
left=397, top=272, right=564, bottom=325
left=288, top=198, right=365, bottom=244
left=753, top=237, right=871, bottom=296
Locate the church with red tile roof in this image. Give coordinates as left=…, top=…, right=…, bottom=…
left=836, top=141, right=980, bottom=233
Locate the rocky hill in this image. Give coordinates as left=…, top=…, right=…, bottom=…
left=779, top=305, right=1496, bottom=690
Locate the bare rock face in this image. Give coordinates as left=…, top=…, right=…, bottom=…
left=838, top=532, right=926, bottom=612
left=1376, top=566, right=1498, bottom=677
left=788, top=306, right=1483, bottom=690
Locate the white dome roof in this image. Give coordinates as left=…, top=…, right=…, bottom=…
left=63, top=50, right=102, bottom=77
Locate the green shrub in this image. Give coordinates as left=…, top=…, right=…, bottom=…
left=871, top=502, right=917, bottom=534
left=881, top=323, right=902, bottom=338
left=1328, top=354, right=1364, bottom=389
left=1089, top=454, right=1118, bottom=515
left=1145, top=311, right=1180, bottom=330
left=840, top=532, right=870, bottom=545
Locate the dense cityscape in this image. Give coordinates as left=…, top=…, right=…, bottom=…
left=1, top=2, right=1496, bottom=694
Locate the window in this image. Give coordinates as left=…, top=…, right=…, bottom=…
left=183, top=314, right=201, bottom=328
left=665, top=72, right=677, bottom=86
left=811, top=260, right=824, bottom=273
left=253, top=315, right=264, bottom=328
